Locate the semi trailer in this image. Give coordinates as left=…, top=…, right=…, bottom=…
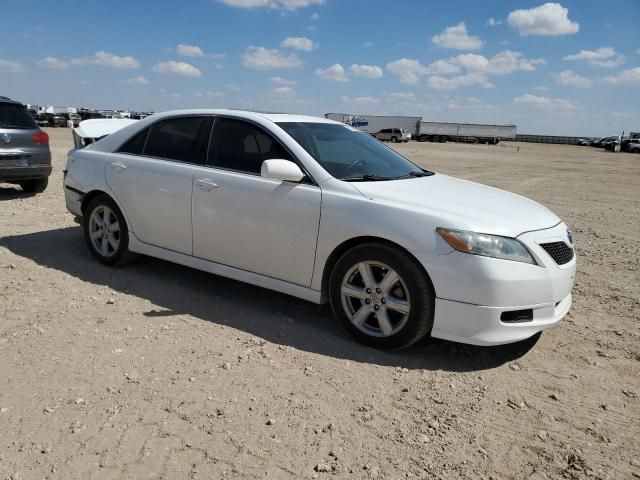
left=324, top=113, right=516, bottom=144
left=415, top=121, right=517, bottom=144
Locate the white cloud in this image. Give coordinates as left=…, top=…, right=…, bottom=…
left=177, top=44, right=205, bottom=57
left=72, top=51, right=140, bottom=69
left=270, top=86, right=296, bottom=96
left=340, top=96, right=380, bottom=107
left=427, top=73, right=494, bottom=90
left=123, top=76, right=150, bottom=85
left=315, top=63, right=348, bottom=82
left=195, top=91, right=224, bottom=97
left=507, top=2, right=579, bottom=36
left=153, top=61, right=202, bottom=77
left=425, top=59, right=461, bottom=75
left=280, top=36, right=315, bottom=52
left=218, top=0, right=324, bottom=11
left=603, top=67, right=640, bottom=85
left=451, top=50, right=545, bottom=75
left=553, top=70, right=592, bottom=87
left=37, top=57, right=69, bottom=69
left=242, top=46, right=302, bottom=69
left=270, top=76, right=297, bottom=85
left=0, top=58, right=24, bottom=73
left=349, top=64, right=383, bottom=79
left=310, top=12, right=319, bottom=20
left=387, top=92, right=417, bottom=102
left=486, top=17, right=502, bottom=27
left=387, top=50, right=543, bottom=88
left=363, top=41, right=374, bottom=48
left=386, top=58, right=427, bottom=84
left=533, top=85, right=549, bottom=92
left=563, top=47, right=624, bottom=68
left=513, top=93, right=577, bottom=113
left=432, top=22, right=484, bottom=50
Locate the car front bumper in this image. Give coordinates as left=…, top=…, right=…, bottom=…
left=412, top=222, right=576, bottom=346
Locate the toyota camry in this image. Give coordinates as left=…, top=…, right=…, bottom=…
left=63, top=110, right=576, bottom=349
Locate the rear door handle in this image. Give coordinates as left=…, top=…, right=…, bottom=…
left=110, top=161, right=127, bottom=171
left=196, top=178, right=219, bottom=190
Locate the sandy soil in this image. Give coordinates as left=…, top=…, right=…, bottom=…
left=1, top=128, right=639, bottom=480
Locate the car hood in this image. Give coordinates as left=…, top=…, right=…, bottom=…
left=350, top=173, right=560, bottom=237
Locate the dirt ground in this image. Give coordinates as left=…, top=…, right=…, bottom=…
left=1, top=128, right=639, bottom=480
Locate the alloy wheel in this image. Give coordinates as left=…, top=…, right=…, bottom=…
left=340, top=261, right=411, bottom=337
left=88, top=206, right=120, bottom=258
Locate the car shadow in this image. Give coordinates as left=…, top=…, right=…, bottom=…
left=0, top=185, right=34, bottom=200
left=0, top=227, right=540, bottom=372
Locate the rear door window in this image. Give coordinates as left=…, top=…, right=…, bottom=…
left=0, top=103, right=37, bottom=129
left=143, top=116, right=208, bottom=163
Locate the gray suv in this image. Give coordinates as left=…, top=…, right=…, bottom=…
left=0, top=97, right=51, bottom=193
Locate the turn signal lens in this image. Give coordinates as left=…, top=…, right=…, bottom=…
left=436, top=227, right=537, bottom=265
left=32, top=131, right=49, bottom=144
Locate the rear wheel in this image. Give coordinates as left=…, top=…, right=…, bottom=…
left=329, top=243, right=435, bottom=349
left=391, top=136, right=398, bottom=143
left=83, top=194, right=135, bottom=265
left=19, top=178, right=48, bottom=193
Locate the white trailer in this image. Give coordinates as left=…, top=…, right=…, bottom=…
left=416, top=121, right=516, bottom=144
left=325, top=113, right=421, bottom=136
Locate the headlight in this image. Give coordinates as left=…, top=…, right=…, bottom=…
left=437, top=228, right=537, bottom=265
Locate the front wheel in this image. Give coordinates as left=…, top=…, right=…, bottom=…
left=390, top=136, right=398, bottom=143
left=83, top=194, right=135, bottom=265
left=329, top=243, right=435, bottom=349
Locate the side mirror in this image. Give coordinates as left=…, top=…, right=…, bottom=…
left=261, top=159, right=305, bottom=182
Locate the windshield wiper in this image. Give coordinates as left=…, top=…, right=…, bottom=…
left=341, top=174, right=394, bottom=182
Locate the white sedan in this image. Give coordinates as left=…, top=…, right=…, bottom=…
left=63, top=110, right=576, bottom=349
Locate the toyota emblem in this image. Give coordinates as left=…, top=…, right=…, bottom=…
left=2, top=133, right=10, bottom=144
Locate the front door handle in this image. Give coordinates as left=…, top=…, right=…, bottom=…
left=196, top=178, right=219, bottom=190
left=110, top=161, right=127, bottom=172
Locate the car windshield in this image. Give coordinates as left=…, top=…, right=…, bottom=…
left=0, top=103, right=37, bottom=130
left=278, top=122, right=430, bottom=181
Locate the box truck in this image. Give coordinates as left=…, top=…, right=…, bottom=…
left=415, top=121, right=516, bottom=144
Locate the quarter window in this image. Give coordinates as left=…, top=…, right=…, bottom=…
left=117, top=128, right=149, bottom=155
left=143, top=116, right=207, bottom=163
left=208, top=118, right=292, bottom=174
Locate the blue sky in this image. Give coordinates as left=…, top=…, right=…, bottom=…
left=1, top=0, right=639, bottom=136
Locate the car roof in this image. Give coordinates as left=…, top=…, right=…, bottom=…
left=0, top=97, right=24, bottom=106
left=144, top=109, right=341, bottom=125
left=80, top=109, right=346, bottom=154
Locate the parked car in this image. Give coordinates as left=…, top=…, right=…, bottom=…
left=0, top=96, right=51, bottom=193
left=625, top=139, right=640, bottom=153
left=375, top=128, right=411, bottom=143
left=64, top=110, right=576, bottom=349
left=33, top=113, right=49, bottom=128
left=72, top=118, right=138, bottom=149
left=592, top=136, right=618, bottom=148
left=577, top=138, right=594, bottom=146
left=50, top=115, right=68, bottom=127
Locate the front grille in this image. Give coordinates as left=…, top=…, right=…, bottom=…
left=540, top=241, right=574, bottom=265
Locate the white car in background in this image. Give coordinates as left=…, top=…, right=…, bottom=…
left=63, top=110, right=576, bottom=349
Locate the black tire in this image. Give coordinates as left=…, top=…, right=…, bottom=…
left=329, top=242, right=435, bottom=349
left=391, top=136, right=398, bottom=143
left=19, top=178, right=48, bottom=193
left=83, top=194, right=136, bottom=266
